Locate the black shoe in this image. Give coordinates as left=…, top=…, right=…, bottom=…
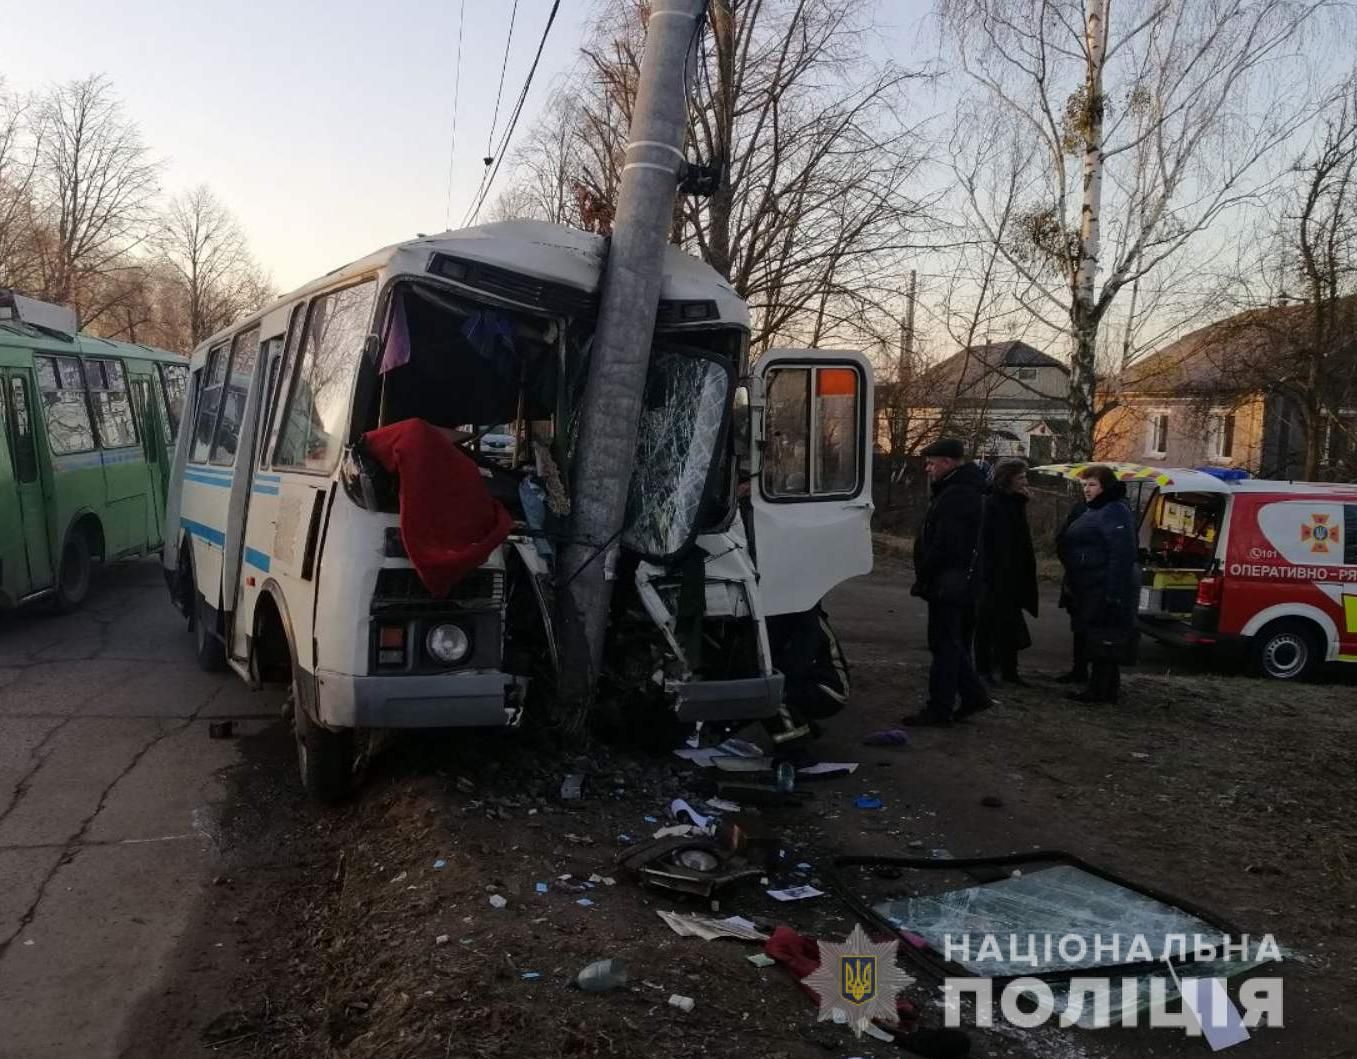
left=956, top=698, right=997, bottom=720
left=1054, top=670, right=1088, bottom=685
left=1066, top=689, right=1108, bottom=704
left=900, top=709, right=955, bottom=727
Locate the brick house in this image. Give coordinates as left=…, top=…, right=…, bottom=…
left=1096, top=305, right=1356, bottom=478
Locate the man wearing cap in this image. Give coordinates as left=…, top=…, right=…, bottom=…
left=904, top=438, right=994, bottom=726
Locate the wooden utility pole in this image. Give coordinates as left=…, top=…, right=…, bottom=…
left=555, top=0, right=707, bottom=729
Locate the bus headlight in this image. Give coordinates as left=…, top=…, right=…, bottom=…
left=426, top=623, right=471, bottom=665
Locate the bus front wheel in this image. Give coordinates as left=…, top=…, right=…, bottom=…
left=53, top=531, right=92, bottom=613
left=292, top=688, right=355, bottom=803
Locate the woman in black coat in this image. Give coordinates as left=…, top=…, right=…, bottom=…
left=1056, top=465, right=1140, bottom=704
left=975, top=458, right=1039, bottom=685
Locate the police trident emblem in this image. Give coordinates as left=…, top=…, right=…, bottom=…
left=803, top=923, right=914, bottom=1037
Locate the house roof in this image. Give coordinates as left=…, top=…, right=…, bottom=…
left=918, top=340, right=1067, bottom=393
left=1118, top=300, right=1356, bottom=396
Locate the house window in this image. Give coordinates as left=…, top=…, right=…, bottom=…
left=1207, top=410, right=1235, bottom=462
left=1146, top=411, right=1169, bottom=458
left=1017, top=367, right=1038, bottom=381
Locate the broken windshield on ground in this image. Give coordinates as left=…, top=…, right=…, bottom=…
left=875, top=863, right=1242, bottom=977
left=623, top=350, right=730, bottom=559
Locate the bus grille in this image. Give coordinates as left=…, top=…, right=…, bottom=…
left=371, top=568, right=504, bottom=613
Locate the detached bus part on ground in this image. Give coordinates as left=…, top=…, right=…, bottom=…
left=163, top=221, right=874, bottom=800
left=1033, top=462, right=1357, bottom=680
left=830, top=850, right=1276, bottom=1029
left=0, top=290, right=187, bottom=612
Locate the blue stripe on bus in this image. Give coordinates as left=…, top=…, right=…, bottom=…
left=185, top=472, right=232, bottom=489
left=180, top=517, right=225, bottom=546
left=255, top=473, right=281, bottom=483
left=185, top=462, right=232, bottom=475
left=251, top=485, right=279, bottom=495
left=244, top=547, right=272, bottom=573
left=52, top=451, right=104, bottom=472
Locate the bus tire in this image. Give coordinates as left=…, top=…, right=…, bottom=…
left=191, top=588, right=228, bottom=672
left=53, top=530, right=93, bottom=613
left=292, top=691, right=354, bottom=803
left=1250, top=619, right=1322, bottom=681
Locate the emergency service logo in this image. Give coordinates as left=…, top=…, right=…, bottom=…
left=1300, top=512, right=1340, bottom=554
left=803, top=923, right=914, bottom=1037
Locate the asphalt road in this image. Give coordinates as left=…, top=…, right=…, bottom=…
left=0, top=560, right=281, bottom=1059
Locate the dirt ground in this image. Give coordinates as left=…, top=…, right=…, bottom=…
left=124, top=561, right=1357, bottom=1059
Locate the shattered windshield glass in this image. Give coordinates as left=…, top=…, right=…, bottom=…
left=623, top=350, right=730, bottom=558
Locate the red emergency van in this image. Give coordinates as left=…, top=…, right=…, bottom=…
left=1038, top=464, right=1357, bottom=680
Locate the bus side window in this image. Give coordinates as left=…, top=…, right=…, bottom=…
left=6, top=376, right=38, bottom=482
left=263, top=302, right=306, bottom=469
left=84, top=359, right=138, bottom=448
left=34, top=355, right=96, bottom=455
left=190, top=345, right=228, bottom=464
left=257, top=337, right=286, bottom=469
left=158, top=363, right=189, bottom=439
left=210, top=327, right=261, bottom=467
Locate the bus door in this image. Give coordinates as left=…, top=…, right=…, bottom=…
left=1, top=369, right=55, bottom=593
left=132, top=375, right=167, bottom=549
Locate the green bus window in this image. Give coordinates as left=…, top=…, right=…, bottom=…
left=34, top=354, right=95, bottom=455
left=275, top=281, right=375, bottom=474
left=210, top=327, right=260, bottom=467
left=158, top=363, right=188, bottom=438
left=85, top=359, right=138, bottom=449
left=6, top=376, right=38, bottom=482
left=190, top=345, right=229, bottom=464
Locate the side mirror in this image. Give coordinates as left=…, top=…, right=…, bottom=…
left=736, top=376, right=764, bottom=476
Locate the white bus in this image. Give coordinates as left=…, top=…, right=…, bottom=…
left=164, top=220, right=873, bottom=799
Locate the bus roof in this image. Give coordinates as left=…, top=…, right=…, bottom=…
left=191, top=219, right=750, bottom=357
left=0, top=320, right=186, bottom=365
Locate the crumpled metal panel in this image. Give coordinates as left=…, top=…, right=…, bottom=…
left=624, top=353, right=728, bottom=558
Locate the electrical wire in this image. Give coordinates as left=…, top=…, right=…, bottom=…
left=487, top=0, right=521, bottom=157
left=463, top=0, right=563, bottom=226
left=443, top=0, right=467, bottom=230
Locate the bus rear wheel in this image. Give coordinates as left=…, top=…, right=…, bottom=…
left=53, top=531, right=92, bottom=613
left=1251, top=619, right=1322, bottom=681
left=291, top=685, right=355, bottom=803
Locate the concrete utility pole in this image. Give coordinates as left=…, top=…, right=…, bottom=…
left=556, top=0, right=707, bottom=729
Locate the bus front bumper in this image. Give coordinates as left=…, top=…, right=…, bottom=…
left=314, top=668, right=526, bottom=728
left=668, top=674, right=785, bottom=723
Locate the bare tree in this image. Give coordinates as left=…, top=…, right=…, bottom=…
left=0, top=80, right=41, bottom=290
left=942, top=0, right=1337, bottom=459
left=158, top=184, right=272, bottom=347
left=498, top=0, right=937, bottom=351
left=1203, top=74, right=1357, bottom=478
left=30, top=74, right=161, bottom=326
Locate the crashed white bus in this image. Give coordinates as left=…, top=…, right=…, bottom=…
left=164, top=220, right=873, bottom=799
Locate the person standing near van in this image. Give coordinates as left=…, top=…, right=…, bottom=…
left=1056, top=465, right=1139, bottom=704
left=903, top=438, right=994, bottom=726
left=975, top=458, right=1038, bottom=685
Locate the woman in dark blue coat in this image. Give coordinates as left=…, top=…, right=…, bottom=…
left=1056, top=465, right=1140, bottom=703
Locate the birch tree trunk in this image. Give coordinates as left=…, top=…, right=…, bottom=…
left=1067, top=0, right=1107, bottom=461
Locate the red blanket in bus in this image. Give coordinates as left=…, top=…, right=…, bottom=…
left=362, top=419, right=513, bottom=597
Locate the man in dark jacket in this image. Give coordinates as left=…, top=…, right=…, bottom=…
left=975, top=458, right=1039, bottom=684
left=904, top=438, right=994, bottom=726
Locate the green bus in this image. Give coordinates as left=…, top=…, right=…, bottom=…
left=0, top=291, right=188, bottom=611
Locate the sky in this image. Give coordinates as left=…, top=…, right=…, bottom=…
left=6, top=1, right=941, bottom=294
left=4, top=1, right=600, bottom=290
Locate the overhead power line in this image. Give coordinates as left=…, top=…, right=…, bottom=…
left=443, top=0, right=467, bottom=230
left=464, top=0, right=563, bottom=226
left=486, top=0, right=521, bottom=159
